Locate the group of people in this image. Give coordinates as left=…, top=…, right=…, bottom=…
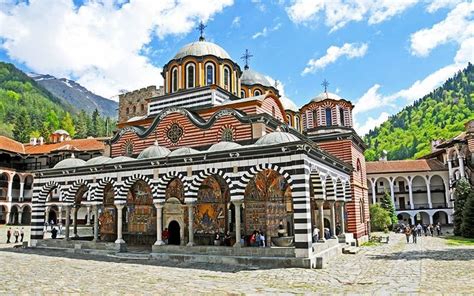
left=5, top=227, right=24, bottom=244
left=249, top=230, right=266, bottom=247
left=403, top=222, right=442, bottom=243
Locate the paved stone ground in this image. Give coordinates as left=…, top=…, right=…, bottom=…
left=0, top=225, right=473, bottom=294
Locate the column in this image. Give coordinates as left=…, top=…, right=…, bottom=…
left=19, top=182, right=24, bottom=201
left=18, top=210, right=23, bottom=225
left=58, top=206, right=63, bottom=226
left=425, top=179, right=432, bottom=208
left=411, top=215, right=416, bottom=226
left=370, top=180, right=376, bottom=204
left=44, top=207, right=50, bottom=224
left=447, top=159, right=453, bottom=181
left=93, top=205, right=99, bottom=242
left=5, top=212, right=10, bottom=225
left=389, top=180, right=395, bottom=205
left=338, top=201, right=345, bottom=234
left=72, top=206, right=78, bottom=237
left=316, top=200, right=325, bottom=242
left=232, top=200, right=243, bottom=247
left=408, top=181, right=414, bottom=210
left=154, top=203, right=164, bottom=246
left=115, top=204, right=125, bottom=244
left=329, top=201, right=336, bottom=238
left=429, top=214, right=434, bottom=224
left=186, top=201, right=195, bottom=246
left=7, top=179, right=12, bottom=202
left=458, top=155, right=465, bottom=178
left=64, top=206, right=71, bottom=240
left=86, top=206, right=91, bottom=226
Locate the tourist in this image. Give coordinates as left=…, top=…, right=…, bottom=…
left=214, top=233, right=221, bottom=246
left=412, top=225, right=417, bottom=244
left=404, top=226, right=411, bottom=243
left=50, top=219, right=55, bottom=231
left=278, top=221, right=286, bottom=237
left=240, top=235, right=245, bottom=246
left=250, top=231, right=257, bottom=247
left=162, top=228, right=169, bottom=244
left=20, top=227, right=24, bottom=242
left=336, top=223, right=341, bottom=236
left=255, top=230, right=261, bottom=247
left=416, top=223, right=422, bottom=236
left=51, top=226, right=58, bottom=239
left=312, top=227, right=320, bottom=242
left=436, top=223, right=441, bottom=236
left=6, top=227, right=11, bottom=243
left=324, top=227, right=330, bottom=240
left=429, top=224, right=434, bottom=237
left=423, top=224, right=428, bottom=236
left=260, top=232, right=266, bottom=247
left=224, top=231, right=231, bottom=246
left=13, top=228, right=19, bottom=243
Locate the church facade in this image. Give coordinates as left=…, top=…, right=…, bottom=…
left=30, top=34, right=370, bottom=268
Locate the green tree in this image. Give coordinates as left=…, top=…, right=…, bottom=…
left=90, top=108, right=100, bottom=137
left=12, top=108, right=31, bottom=142
left=75, top=110, right=88, bottom=138
left=45, top=110, right=60, bottom=131
left=454, top=178, right=472, bottom=236
left=370, top=204, right=392, bottom=231
left=380, top=191, right=397, bottom=225
left=61, top=112, right=76, bottom=137
left=461, top=190, right=474, bottom=238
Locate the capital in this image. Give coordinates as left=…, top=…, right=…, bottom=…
left=154, top=202, right=164, bottom=209
left=231, top=199, right=243, bottom=206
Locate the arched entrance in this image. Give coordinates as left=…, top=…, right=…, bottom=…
left=99, top=183, right=117, bottom=242
left=10, top=205, right=19, bottom=224
left=397, top=212, right=412, bottom=225
left=72, top=185, right=88, bottom=237
left=163, top=178, right=186, bottom=245
left=244, top=169, right=293, bottom=246
left=0, top=173, right=8, bottom=199
left=47, top=206, right=58, bottom=225
left=433, top=211, right=449, bottom=225
left=0, top=205, right=7, bottom=224
left=195, top=174, right=230, bottom=245
left=168, top=220, right=181, bottom=245
left=21, top=205, right=31, bottom=225
left=12, top=174, right=21, bottom=202
left=415, top=211, right=430, bottom=225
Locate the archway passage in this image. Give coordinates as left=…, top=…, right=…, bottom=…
left=21, top=206, right=32, bottom=225
left=125, top=180, right=156, bottom=245
left=99, top=183, right=117, bottom=242
left=244, top=169, right=293, bottom=245
left=10, top=206, right=19, bottom=225
left=195, top=174, right=230, bottom=245
left=0, top=205, right=7, bottom=224
left=164, top=178, right=186, bottom=245
left=168, top=220, right=181, bottom=245
left=433, top=211, right=449, bottom=225
left=48, top=208, right=57, bottom=225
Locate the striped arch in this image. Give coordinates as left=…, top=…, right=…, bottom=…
left=310, top=171, right=324, bottom=199
left=236, top=163, right=293, bottom=200
left=91, top=177, right=118, bottom=203
left=118, top=174, right=155, bottom=202
left=37, top=181, right=62, bottom=204
left=31, top=181, right=62, bottom=240
left=156, top=171, right=188, bottom=202
left=325, top=177, right=336, bottom=200
left=189, top=168, right=234, bottom=199
left=335, top=179, right=344, bottom=200
left=344, top=181, right=352, bottom=201
left=65, top=180, right=92, bottom=204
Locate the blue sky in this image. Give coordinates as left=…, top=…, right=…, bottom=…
left=0, top=0, right=472, bottom=135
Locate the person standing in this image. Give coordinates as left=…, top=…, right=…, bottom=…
left=436, top=223, right=441, bottom=236
left=260, top=232, right=266, bottom=247
left=412, top=225, right=417, bottom=244
left=51, top=227, right=58, bottom=239
left=416, top=223, right=422, bottom=236
left=13, top=228, right=19, bottom=243
left=6, top=227, right=11, bottom=243
left=313, top=226, right=320, bottom=242
left=404, top=226, right=411, bottom=243
left=20, top=227, right=24, bottom=242
left=429, top=224, right=434, bottom=237
left=162, top=228, right=169, bottom=244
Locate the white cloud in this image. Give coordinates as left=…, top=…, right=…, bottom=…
left=286, top=0, right=418, bottom=32
left=302, top=43, right=368, bottom=75
left=231, top=16, right=240, bottom=27
left=426, top=0, right=463, bottom=13
left=252, top=23, right=282, bottom=39
left=251, top=0, right=266, bottom=12
left=0, top=0, right=233, bottom=99
left=410, top=1, right=473, bottom=57
left=354, top=112, right=390, bottom=135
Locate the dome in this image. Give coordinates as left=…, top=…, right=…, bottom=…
left=173, top=41, right=231, bottom=60
left=168, top=147, right=200, bottom=157
left=137, top=141, right=171, bottom=159
left=255, top=132, right=300, bottom=146
left=280, top=96, right=299, bottom=112
left=85, top=156, right=111, bottom=166
left=208, top=141, right=241, bottom=152
left=105, top=156, right=135, bottom=164
left=52, top=129, right=70, bottom=135
left=54, top=155, right=85, bottom=169
left=312, top=92, right=343, bottom=102
left=241, top=68, right=272, bottom=87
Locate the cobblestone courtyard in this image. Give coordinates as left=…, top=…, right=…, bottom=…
left=0, top=226, right=473, bottom=294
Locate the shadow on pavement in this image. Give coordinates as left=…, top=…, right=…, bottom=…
left=367, top=248, right=474, bottom=261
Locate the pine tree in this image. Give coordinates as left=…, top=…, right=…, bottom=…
left=90, top=108, right=100, bottom=137
left=12, top=108, right=31, bottom=142
left=461, top=190, right=474, bottom=238
left=380, top=191, right=397, bottom=225
left=45, top=110, right=60, bottom=131
left=61, top=112, right=75, bottom=137
left=454, top=178, right=471, bottom=236
left=75, top=110, right=88, bottom=139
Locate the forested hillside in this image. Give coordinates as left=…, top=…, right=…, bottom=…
left=0, top=62, right=115, bottom=143
left=364, top=63, right=474, bottom=161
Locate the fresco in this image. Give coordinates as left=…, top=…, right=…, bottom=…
left=195, top=176, right=228, bottom=234
left=165, top=178, right=185, bottom=203
left=99, top=184, right=116, bottom=241
left=126, top=180, right=155, bottom=234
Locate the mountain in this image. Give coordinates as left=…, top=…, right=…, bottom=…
left=364, top=63, right=474, bottom=161
left=29, top=73, right=117, bottom=118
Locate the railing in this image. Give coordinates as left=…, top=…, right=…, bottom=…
left=413, top=203, right=430, bottom=209
left=432, top=202, right=449, bottom=209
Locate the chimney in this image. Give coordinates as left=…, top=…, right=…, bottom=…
left=379, top=150, right=388, bottom=161
left=30, top=137, right=37, bottom=146
left=38, top=137, right=44, bottom=145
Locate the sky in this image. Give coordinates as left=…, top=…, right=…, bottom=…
left=0, top=0, right=472, bottom=135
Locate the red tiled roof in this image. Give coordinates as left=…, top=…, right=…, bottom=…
left=24, top=139, right=105, bottom=155
left=0, top=136, right=25, bottom=154
left=366, top=159, right=447, bottom=174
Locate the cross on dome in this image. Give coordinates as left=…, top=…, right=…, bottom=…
left=241, top=49, right=253, bottom=70
left=197, top=21, right=207, bottom=41
left=321, top=79, right=330, bottom=94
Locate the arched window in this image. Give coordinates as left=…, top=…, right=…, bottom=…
left=221, top=128, right=234, bottom=142
left=254, top=89, right=261, bottom=96
left=295, top=116, right=301, bottom=131
left=339, top=107, right=345, bottom=126
left=313, top=109, right=318, bottom=127
left=186, top=63, right=195, bottom=89
left=240, top=90, right=246, bottom=98
left=325, top=108, right=332, bottom=127
left=205, top=63, right=215, bottom=86
left=223, top=66, right=231, bottom=91
left=141, top=104, right=145, bottom=112
left=286, top=114, right=291, bottom=125
left=272, top=106, right=276, bottom=117
left=171, top=67, right=178, bottom=93
left=132, top=106, right=136, bottom=113
left=126, top=107, right=129, bottom=115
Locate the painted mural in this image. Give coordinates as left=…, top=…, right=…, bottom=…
left=244, top=169, right=292, bottom=238
left=195, top=176, right=229, bottom=234
left=126, top=180, right=155, bottom=235
left=165, top=178, right=185, bottom=203
left=99, top=184, right=116, bottom=241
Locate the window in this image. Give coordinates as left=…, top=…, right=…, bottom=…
left=295, top=116, right=301, bottom=131
left=312, top=109, right=318, bottom=127
left=286, top=115, right=291, bottom=125
left=379, top=181, right=383, bottom=186
left=186, top=63, right=195, bottom=89
left=272, top=106, right=276, bottom=117
left=205, top=63, right=215, bottom=86
left=325, top=108, right=332, bottom=126
left=240, top=90, right=246, bottom=98
left=124, top=141, right=134, bottom=157
left=339, top=107, right=345, bottom=126
left=126, top=107, right=129, bottom=115
left=172, top=67, right=178, bottom=93
left=254, top=89, right=261, bottom=96
left=141, top=104, right=145, bottom=112
left=167, top=123, right=184, bottom=143
left=221, top=128, right=234, bottom=142
left=132, top=106, right=136, bottom=113
left=223, top=67, right=231, bottom=91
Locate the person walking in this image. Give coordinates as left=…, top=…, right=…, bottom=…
left=6, top=227, right=11, bottom=243
left=51, top=227, right=58, bottom=239
left=13, top=228, right=19, bottom=243
left=404, top=225, right=411, bottom=243
left=416, top=223, right=422, bottom=236
left=436, top=223, right=441, bottom=236
left=429, top=224, right=434, bottom=237
left=412, top=225, right=417, bottom=244
left=20, top=227, right=24, bottom=242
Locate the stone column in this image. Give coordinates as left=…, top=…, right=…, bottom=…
left=19, top=182, right=24, bottom=201
left=316, top=200, right=325, bottom=242
left=44, top=207, right=50, bottom=224
left=18, top=210, right=23, bottom=225
left=338, top=201, right=345, bottom=234
left=370, top=180, right=376, bottom=204
left=93, top=205, right=99, bottom=242
left=389, top=180, right=395, bottom=206
left=329, top=201, right=337, bottom=238
left=58, top=206, right=63, bottom=226
left=5, top=212, right=10, bottom=225
left=447, top=159, right=453, bottom=180
left=232, top=199, right=243, bottom=247
left=425, top=179, right=432, bottom=209
left=64, top=206, right=71, bottom=240
left=115, top=204, right=125, bottom=244
left=86, top=206, right=91, bottom=226
left=458, top=155, right=465, bottom=178
left=186, top=201, right=195, bottom=246
left=429, top=214, right=434, bottom=225
left=7, top=179, right=12, bottom=202
left=72, top=206, right=78, bottom=237
left=408, top=181, right=414, bottom=210
left=411, top=215, right=416, bottom=226
left=154, top=202, right=164, bottom=246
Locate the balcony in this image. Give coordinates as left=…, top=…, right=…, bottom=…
left=395, top=203, right=450, bottom=211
